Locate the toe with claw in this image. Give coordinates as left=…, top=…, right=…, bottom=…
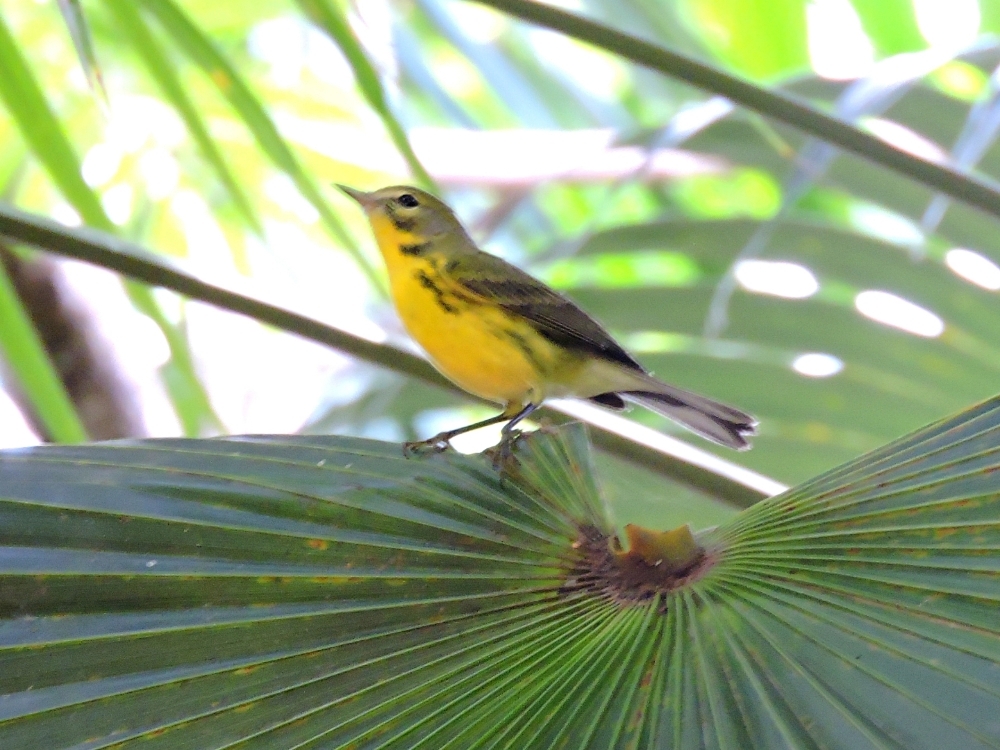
left=402, top=432, right=454, bottom=458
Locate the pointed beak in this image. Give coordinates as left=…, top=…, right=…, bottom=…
left=336, top=184, right=373, bottom=209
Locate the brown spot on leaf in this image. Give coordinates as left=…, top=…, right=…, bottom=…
left=560, top=524, right=715, bottom=610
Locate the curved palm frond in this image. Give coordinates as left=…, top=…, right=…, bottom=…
left=0, top=394, right=997, bottom=747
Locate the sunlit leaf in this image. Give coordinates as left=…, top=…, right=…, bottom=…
left=54, top=0, right=108, bottom=104
left=295, top=0, right=435, bottom=189
left=0, top=11, right=108, bottom=230
left=104, top=0, right=263, bottom=235
left=139, top=0, right=384, bottom=290
left=415, top=0, right=559, bottom=127
left=848, top=0, right=924, bottom=57
left=677, top=0, right=809, bottom=79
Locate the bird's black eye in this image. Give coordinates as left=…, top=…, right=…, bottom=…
left=397, top=193, right=419, bottom=208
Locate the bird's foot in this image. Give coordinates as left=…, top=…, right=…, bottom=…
left=402, top=432, right=454, bottom=458
left=485, top=429, right=526, bottom=472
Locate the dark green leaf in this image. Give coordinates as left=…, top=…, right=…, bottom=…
left=1, top=397, right=999, bottom=746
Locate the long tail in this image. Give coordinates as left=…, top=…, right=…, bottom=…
left=580, top=361, right=757, bottom=449
left=621, top=387, right=756, bottom=450
left=588, top=377, right=755, bottom=449
left=619, top=388, right=757, bottom=451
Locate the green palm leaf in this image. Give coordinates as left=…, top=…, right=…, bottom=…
left=1, top=392, right=999, bottom=746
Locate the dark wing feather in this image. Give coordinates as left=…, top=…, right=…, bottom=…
left=447, top=252, right=643, bottom=371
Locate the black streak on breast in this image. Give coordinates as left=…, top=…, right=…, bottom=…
left=504, top=329, right=545, bottom=373
left=416, top=270, right=458, bottom=314
left=400, top=242, right=431, bottom=257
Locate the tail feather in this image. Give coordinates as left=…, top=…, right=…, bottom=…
left=624, top=389, right=756, bottom=450
left=576, top=361, right=757, bottom=449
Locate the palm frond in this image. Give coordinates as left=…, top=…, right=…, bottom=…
left=0, top=394, right=998, bottom=746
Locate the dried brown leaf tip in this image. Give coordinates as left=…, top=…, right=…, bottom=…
left=561, top=523, right=714, bottom=609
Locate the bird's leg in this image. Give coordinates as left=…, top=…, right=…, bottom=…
left=403, top=412, right=510, bottom=457
left=488, top=403, right=540, bottom=470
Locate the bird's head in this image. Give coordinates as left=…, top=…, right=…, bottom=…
left=337, top=184, right=463, bottom=241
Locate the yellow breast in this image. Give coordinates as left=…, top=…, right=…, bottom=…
left=392, top=256, right=545, bottom=405
left=372, top=218, right=566, bottom=406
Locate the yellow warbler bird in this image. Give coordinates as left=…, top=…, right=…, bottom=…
left=339, top=184, right=756, bottom=457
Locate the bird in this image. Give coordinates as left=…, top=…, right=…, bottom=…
left=338, top=184, right=756, bottom=461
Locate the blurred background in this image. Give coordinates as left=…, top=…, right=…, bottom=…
left=2, top=0, right=1000, bottom=527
